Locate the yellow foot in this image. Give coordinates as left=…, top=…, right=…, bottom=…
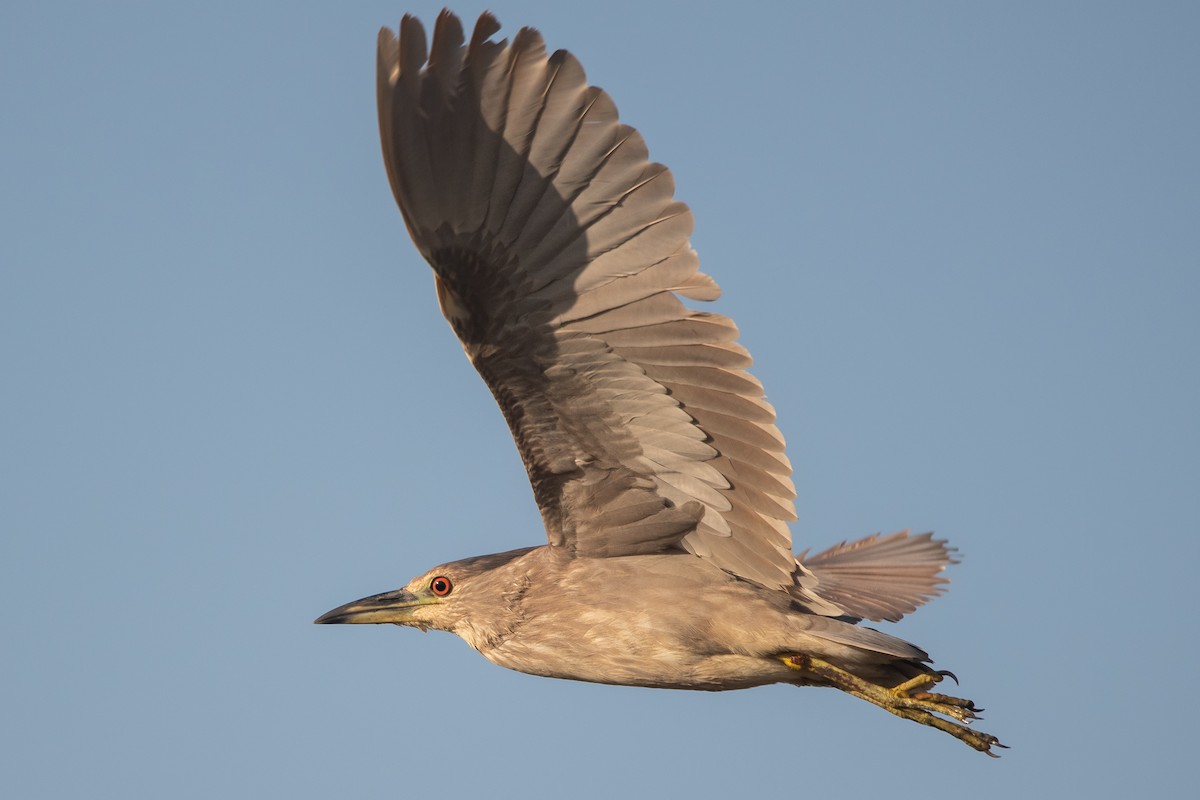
left=780, top=654, right=1006, bottom=757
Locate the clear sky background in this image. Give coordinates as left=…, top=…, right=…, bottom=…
left=3, top=1, right=1197, bottom=797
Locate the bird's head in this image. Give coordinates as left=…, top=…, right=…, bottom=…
left=314, top=547, right=535, bottom=633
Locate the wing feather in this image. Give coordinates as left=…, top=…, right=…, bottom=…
left=378, top=12, right=806, bottom=589
left=601, top=315, right=739, bottom=347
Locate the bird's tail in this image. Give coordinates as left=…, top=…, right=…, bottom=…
left=794, top=530, right=957, bottom=622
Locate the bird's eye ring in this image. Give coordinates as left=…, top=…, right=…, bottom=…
left=430, top=576, right=453, bottom=597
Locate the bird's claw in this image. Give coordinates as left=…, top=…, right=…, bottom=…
left=886, top=674, right=1003, bottom=752
left=780, top=654, right=1006, bottom=756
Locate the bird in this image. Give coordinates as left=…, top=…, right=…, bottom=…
left=315, top=10, right=1003, bottom=756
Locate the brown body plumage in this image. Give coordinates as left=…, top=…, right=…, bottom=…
left=317, top=11, right=1003, bottom=755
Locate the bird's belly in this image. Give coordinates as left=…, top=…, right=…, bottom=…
left=476, top=615, right=793, bottom=691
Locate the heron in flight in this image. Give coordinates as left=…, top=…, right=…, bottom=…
left=316, top=10, right=1003, bottom=755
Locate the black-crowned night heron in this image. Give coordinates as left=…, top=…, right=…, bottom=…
left=316, top=10, right=1003, bottom=756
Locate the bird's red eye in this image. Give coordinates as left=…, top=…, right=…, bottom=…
left=430, top=576, right=453, bottom=597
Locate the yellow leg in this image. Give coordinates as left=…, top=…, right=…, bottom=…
left=780, top=655, right=1006, bottom=757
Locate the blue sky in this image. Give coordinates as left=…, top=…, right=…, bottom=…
left=3, top=1, right=1197, bottom=797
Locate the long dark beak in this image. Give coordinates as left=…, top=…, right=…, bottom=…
left=314, top=588, right=423, bottom=625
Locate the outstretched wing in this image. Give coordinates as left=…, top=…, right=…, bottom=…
left=377, top=11, right=798, bottom=588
